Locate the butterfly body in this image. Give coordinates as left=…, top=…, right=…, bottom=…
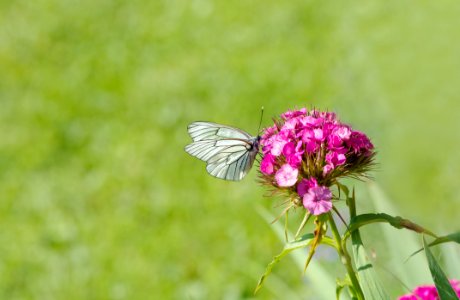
left=185, top=122, right=260, bottom=181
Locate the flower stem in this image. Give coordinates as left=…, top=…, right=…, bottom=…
left=328, top=212, right=364, bottom=300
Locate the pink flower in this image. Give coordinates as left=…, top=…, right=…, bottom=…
left=398, top=295, right=417, bottom=300
left=305, top=140, right=320, bottom=153
left=313, top=128, right=325, bottom=141
left=326, top=125, right=351, bottom=151
left=297, top=177, right=318, bottom=197
left=282, top=117, right=300, bottom=131
left=320, top=111, right=337, bottom=122
left=299, top=115, right=323, bottom=127
left=327, top=133, right=344, bottom=150
left=262, top=125, right=278, bottom=140
left=270, top=131, right=290, bottom=156
left=322, top=163, right=334, bottom=176
left=347, top=131, right=374, bottom=154
left=453, top=280, right=460, bottom=290
left=281, top=108, right=307, bottom=120
left=301, top=129, right=320, bottom=153
left=275, top=164, right=299, bottom=187
left=398, top=280, right=460, bottom=300
left=334, top=125, right=352, bottom=140
left=259, top=107, right=375, bottom=215
left=413, top=285, right=439, bottom=299
left=283, top=141, right=304, bottom=168
left=325, top=151, right=346, bottom=167
left=260, top=153, right=275, bottom=175
left=302, top=186, right=333, bottom=215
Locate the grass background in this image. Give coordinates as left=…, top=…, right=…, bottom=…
left=1, top=0, right=460, bottom=299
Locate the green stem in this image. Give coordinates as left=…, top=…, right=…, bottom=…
left=328, top=212, right=364, bottom=300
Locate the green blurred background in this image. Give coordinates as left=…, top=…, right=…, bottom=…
left=1, top=0, right=460, bottom=299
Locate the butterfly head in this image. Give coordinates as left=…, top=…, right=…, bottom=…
left=251, top=135, right=261, bottom=152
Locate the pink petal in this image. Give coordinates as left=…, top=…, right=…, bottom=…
left=275, top=164, right=299, bottom=187
left=322, top=164, right=334, bottom=176
left=302, top=186, right=332, bottom=215
left=297, top=178, right=318, bottom=197
left=260, top=154, right=275, bottom=175
left=313, top=128, right=324, bottom=141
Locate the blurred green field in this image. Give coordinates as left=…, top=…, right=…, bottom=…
left=1, top=0, right=460, bottom=299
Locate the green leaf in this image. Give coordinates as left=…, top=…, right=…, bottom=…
left=423, top=236, right=459, bottom=300
left=409, top=232, right=460, bottom=259
left=426, top=232, right=460, bottom=247
left=336, top=280, right=347, bottom=300
left=336, top=277, right=356, bottom=300
left=351, top=228, right=389, bottom=300
left=254, top=233, right=313, bottom=294
left=345, top=213, right=437, bottom=241
left=256, top=206, right=338, bottom=298
left=336, top=182, right=350, bottom=199
left=255, top=233, right=337, bottom=294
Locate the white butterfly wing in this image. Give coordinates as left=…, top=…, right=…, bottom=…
left=187, top=122, right=251, bottom=142
left=206, top=144, right=257, bottom=181
left=185, top=122, right=259, bottom=181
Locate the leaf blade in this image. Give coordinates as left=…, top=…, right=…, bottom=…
left=255, top=233, right=315, bottom=294
left=408, top=232, right=460, bottom=259
left=256, top=206, right=337, bottom=299
left=423, top=236, right=459, bottom=300
left=345, top=213, right=437, bottom=240
left=351, top=227, right=389, bottom=300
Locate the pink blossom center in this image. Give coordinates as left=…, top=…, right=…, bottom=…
left=302, top=186, right=332, bottom=215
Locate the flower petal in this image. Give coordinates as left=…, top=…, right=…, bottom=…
left=275, top=164, right=299, bottom=187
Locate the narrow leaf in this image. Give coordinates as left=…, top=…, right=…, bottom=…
left=409, top=232, right=460, bottom=259
left=336, top=280, right=346, bottom=300
left=345, top=213, right=437, bottom=241
left=351, top=228, right=389, bottom=300
left=256, top=206, right=338, bottom=299
left=255, top=233, right=313, bottom=294
left=336, top=277, right=355, bottom=300
left=336, top=182, right=350, bottom=199
left=295, top=211, right=311, bottom=239
left=423, top=236, right=459, bottom=300
left=255, top=233, right=337, bottom=294
left=303, top=220, right=324, bottom=273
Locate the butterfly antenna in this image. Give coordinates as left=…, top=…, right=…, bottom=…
left=257, top=106, right=264, bottom=135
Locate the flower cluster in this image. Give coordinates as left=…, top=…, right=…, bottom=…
left=398, top=280, right=460, bottom=300
left=259, top=108, right=375, bottom=215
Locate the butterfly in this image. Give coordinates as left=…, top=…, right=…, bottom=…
left=185, top=121, right=262, bottom=181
